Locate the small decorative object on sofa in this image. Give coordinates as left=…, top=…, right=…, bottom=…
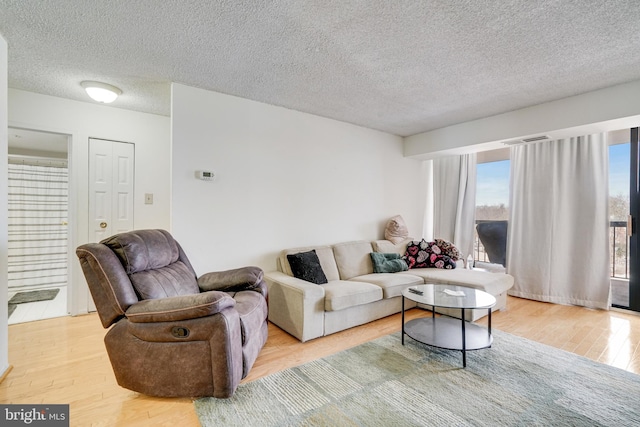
left=384, top=214, right=410, bottom=244
left=287, top=250, right=328, bottom=284
left=403, top=238, right=459, bottom=269
left=370, top=252, right=409, bottom=273
left=76, top=229, right=268, bottom=398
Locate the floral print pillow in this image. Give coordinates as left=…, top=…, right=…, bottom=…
left=403, top=239, right=458, bottom=269
left=433, top=238, right=461, bottom=261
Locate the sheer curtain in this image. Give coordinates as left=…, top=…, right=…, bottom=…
left=432, top=153, right=477, bottom=258
left=507, top=134, right=610, bottom=309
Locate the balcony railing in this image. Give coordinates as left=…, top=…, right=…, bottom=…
left=473, top=220, right=629, bottom=279
left=610, top=221, right=629, bottom=279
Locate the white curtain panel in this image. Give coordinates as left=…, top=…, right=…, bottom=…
left=507, top=134, right=610, bottom=309
left=422, top=160, right=434, bottom=241
left=433, top=153, right=477, bottom=258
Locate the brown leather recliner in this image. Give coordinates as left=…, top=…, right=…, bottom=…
left=76, top=229, right=268, bottom=398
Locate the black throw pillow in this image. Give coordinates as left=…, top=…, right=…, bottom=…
left=287, top=250, right=328, bottom=284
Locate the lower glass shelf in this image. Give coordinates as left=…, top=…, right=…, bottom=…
left=404, top=317, right=493, bottom=351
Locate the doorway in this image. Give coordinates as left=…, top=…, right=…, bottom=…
left=607, top=127, right=640, bottom=313
left=7, top=128, right=70, bottom=324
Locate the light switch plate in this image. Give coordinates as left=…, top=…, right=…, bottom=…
left=145, top=193, right=153, bottom=204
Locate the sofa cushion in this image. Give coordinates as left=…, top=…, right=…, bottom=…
left=129, top=261, right=200, bottom=299
left=322, top=280, right=382, bottom=311
left=332, top=241, right=374, bottom=280
left=474, top=261, right=507, bottom=273
left=279, top=245, right=340, bottom=281
left=102, top=229, right=179, bottom=274
left=286, top=250, right=328, bottom=284
left=350, top=273, right=423, bottom=298
left=372, top=239, right=412, bottom=255
left=370, top=252, right=408, bottom=273
left=404, top=268, right=514, bottom=296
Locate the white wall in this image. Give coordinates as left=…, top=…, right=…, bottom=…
left=8, top=89, right=171, bottom=315
left=172, top=84, right=425, bottom=274
left=406, top=79, right=640, bottom=159
left=0, top=34, right=10, bottom=380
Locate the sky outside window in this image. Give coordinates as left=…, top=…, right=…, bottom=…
left=476, top=160, right=510, bottom=207
left=609, top=142, right=629, bottom=222
left=609, top=142, right=629, bottom=199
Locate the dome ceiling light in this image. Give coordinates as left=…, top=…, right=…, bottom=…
left=81, top=81, right=122, bottom=103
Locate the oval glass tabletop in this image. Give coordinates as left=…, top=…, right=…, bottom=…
left=402, top=284, right=496, bottom=309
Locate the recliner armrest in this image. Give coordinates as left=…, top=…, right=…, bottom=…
left=125, top=291, right=235, bottom=323
left=198, top=266, right=264, bottom=292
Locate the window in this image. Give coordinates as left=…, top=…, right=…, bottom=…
left=474, top=157, right=510, bottom=263
left=609, top=141, right=630, bottom=279
left=609, top=142, right=630, bottom=221
left=475, top=159, right=510, bottom=221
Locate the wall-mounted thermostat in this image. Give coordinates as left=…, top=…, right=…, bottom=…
left=196, top=170, right=215, bottom=181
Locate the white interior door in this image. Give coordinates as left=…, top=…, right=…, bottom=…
left=88, top=139, right=134, bottom=312
left=89, top=138, right=134, bottom=241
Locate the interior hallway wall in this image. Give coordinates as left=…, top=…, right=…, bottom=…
left=171, top=84, right=425, bottom=274
left=0, top=33, right=10, bottom=380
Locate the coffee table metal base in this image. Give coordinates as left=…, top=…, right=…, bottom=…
left=403, top=317, right=493, bottom=367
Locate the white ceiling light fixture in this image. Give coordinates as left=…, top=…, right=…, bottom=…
left=81, top=81, right=122, bottom=103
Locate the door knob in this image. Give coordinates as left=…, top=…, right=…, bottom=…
left=100, top=222, right=107, bottom=229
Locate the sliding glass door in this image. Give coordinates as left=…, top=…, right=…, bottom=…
left=628, top=128, right=640, bottom=311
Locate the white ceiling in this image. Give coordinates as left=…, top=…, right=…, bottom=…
left=1, top=0, right=640, bottom=137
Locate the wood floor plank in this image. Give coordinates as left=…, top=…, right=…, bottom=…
left=2, top=296, right=640, bottom=426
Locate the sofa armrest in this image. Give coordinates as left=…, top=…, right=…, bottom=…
left=264, top=271, right=326, bottom=342
left=125, top=291, right=235, bottom=323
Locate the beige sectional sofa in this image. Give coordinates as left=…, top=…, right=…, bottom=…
left=265, top=239, right=514, bottom=342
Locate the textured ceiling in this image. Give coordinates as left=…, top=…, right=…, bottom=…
left=1, top=0, right=640, bottom=136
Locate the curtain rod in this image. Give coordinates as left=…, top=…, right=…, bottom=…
left=8, top=154, right=68, bottom=168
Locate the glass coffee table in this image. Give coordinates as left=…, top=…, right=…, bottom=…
left=401, top=284, right=496, bottom=367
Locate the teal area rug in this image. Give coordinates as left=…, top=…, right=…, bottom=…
left=195, top=330, right=640, bottom=426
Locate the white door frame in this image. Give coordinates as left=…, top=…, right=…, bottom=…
left=7, top=123, right=75, bottom=315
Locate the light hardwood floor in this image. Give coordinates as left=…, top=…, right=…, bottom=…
left=2, top=296, right=640, bottom=426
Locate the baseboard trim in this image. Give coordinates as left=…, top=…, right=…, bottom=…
left=611, top=306, right=640, bottom=317
left=0, top=365, right=13, bottom=385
